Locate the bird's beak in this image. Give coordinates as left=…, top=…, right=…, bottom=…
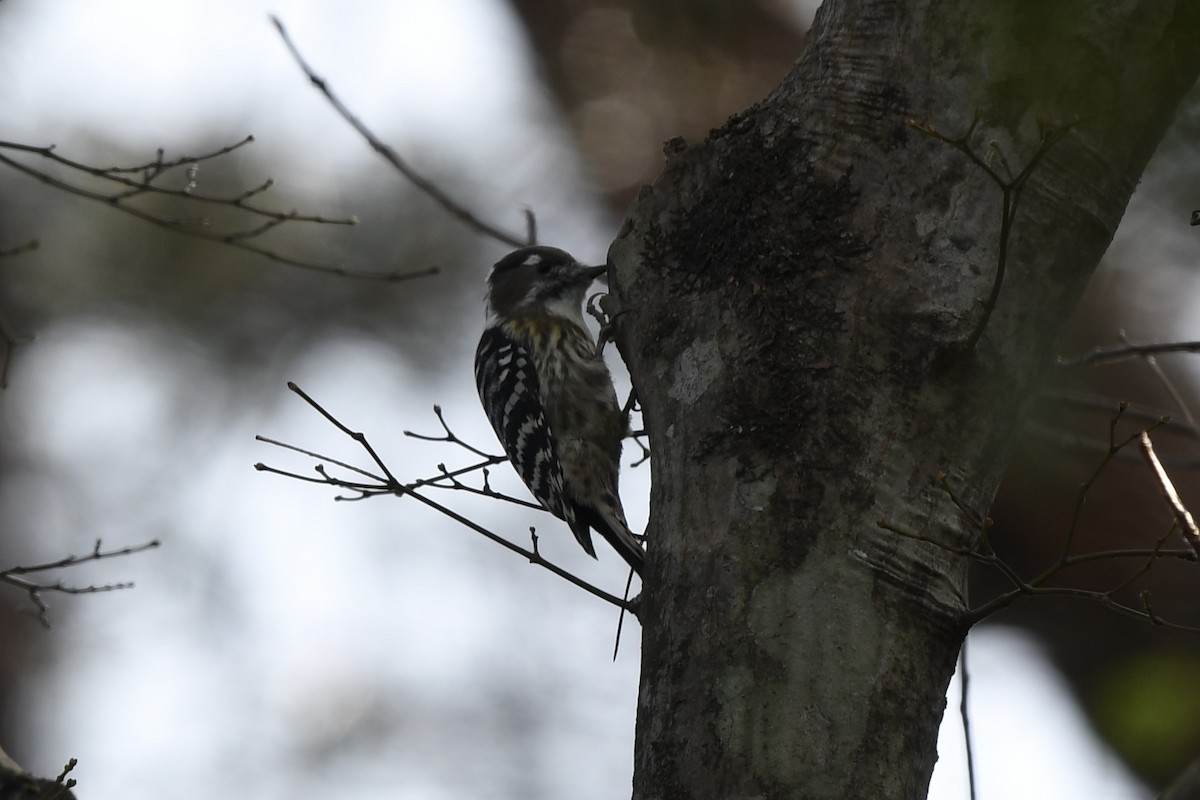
left=579, top=264, right=609, bottom=282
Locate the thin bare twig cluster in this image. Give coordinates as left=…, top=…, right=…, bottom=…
left=1057, top=339, right=1200, bottom=369
left=255, top=383, right=634, bottom=610
left=896, top=113, right=1200, bottom=624
left=0, top=137, right=445, bottom=280
left=937, top=336, right=1200, bottom=799
left=1027, top=389, right=1200, bottom=469
left=1, top=538, right=160, bottom=628
left=881, top=404, right=1200, bottom=631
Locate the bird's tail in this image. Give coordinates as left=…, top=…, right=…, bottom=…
left=582, top=498, right=645, bottom=577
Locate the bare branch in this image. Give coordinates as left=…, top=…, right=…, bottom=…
left=1, top=538, right=161, bottom=628
left=0, top=137, right=352, bottom=225
left=1139, top=431, right=1200, bottom=557
left=966, top=584, right=1200, bottom=631
left=403, top=404, right=499, bottom=459
left=255, top=435, right=387, bottom=485
left=1037, top=389, right=1195, bottom=435
left=256, top=383, right=635, bottom=611
left=1026, top=389, right=1200, bottom=469
left=411, top=460, right=543, bottom=510
left=1057, top=339, right=1200, bottom=369
left=958, top=641, right=978, bottom=800
left=53, top=757, right=78, bottom=790
left=399, top=408, right=581, bottom=509
left=881, top=406, right=1200, bottom=631
left=1047, top=404, right=1158, bottom=565
left=1112, top=330, right=1200, bottom=431
left=0, top=140, right=436, bottom=281
left=271, top=15, right=530, bottom=249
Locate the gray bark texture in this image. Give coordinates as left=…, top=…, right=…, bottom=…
left=608, top=1, right=1200, bottom=798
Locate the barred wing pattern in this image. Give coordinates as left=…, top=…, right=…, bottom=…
left=474, top=326, right=598, bottom=558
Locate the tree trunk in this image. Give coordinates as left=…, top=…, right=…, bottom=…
left=611, top=1, right=1200, bottom=797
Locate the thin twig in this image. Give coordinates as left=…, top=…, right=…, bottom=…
left=46, top=757, right=78, bottom=800
left=255, top=435, right=386, bottom=484
left=1043, top=404, right=1157, bottom=570
left=403, top=404, right=498, bottom=459
left=1022, top=421, right=1200, bottom=470
left=1056, top=339, right=1200, bottom=369
left=256, top=383, right=635, bottom=610
left=1098, top=523, right=1175, bottom=600
left=1061, top=547, right=1196, bottom=566
left=0, top=142, right=434, bottom=281
left=1139, top=432, right=1200, bottom=558
left=1, top=538, right=161, bottom=628
left=1036, top=389, right=1186, bottom=428
left=271, top=15, right=528, bottom=248
left=959, top=640, right=977, bottom=800
left=1118, top=329, right=1199, bottom=430
left=612, top=567, right=636, bottom=662
left=964, top=578, right=1200, bottom=631
left=883, top=410, right=1200, bottom=632
left=0, top=138, right=351, bottom=224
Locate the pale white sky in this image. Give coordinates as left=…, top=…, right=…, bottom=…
left=0, top=2, right=1161, bottom=799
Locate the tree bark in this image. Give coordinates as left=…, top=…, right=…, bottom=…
left=610, top=1, right=1200, bottom=797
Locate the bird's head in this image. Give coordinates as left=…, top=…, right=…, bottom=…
left=485, top=246, right=607, bottom=322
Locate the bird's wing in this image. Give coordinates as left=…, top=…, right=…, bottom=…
left=474, top=326, right=597, bottom=558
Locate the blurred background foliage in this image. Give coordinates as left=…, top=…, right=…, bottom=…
left=1, top=0, right=1199, bottom=796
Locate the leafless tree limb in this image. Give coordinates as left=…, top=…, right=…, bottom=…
left=403, top=404, right=498, bottom=459
left=271, top=15, right=532, bottom=249
left=255, top=382, right=635, bottom=611
left=1123, top=331, right=1200, bottom=431
left=1057, top=339, right=1200, bottom=369
left=880, top=406, right=1200, bottom=631
left=1, top=538, right=161, bottom=628
left=1036, top=389, right=1191, bottom=433
left=0, top=138, right=435, bottom=281
left=1139, top=431, right=1200, bottom=557
left=958, top=640, right=978, bottom=800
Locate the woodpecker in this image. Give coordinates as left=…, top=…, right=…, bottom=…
left=474, top=245, right=645, bottom=576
